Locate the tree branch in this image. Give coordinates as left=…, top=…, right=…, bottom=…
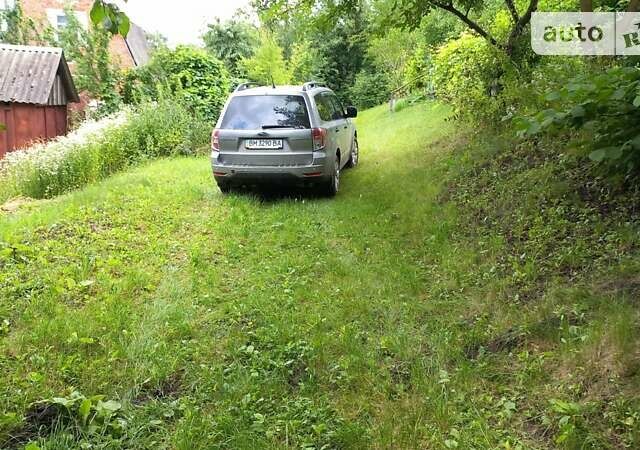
left=433, top=1, right=499, bottom=47
left=506, top=0, right=539, bottom=56
left=504, top=0, right=519, bottom=24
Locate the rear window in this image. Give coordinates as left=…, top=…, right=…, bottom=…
left=220, top=95, right=311, bottom=130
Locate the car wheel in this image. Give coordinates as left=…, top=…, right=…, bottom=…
left=346, top=138, right=359, bottom=168
left=321, top=157, right=340, bottom=197
left=217, top=182, right=232, bottom=194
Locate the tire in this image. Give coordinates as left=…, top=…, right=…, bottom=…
left=320, top=156, right=340, bottom=197
left=346, top=137, right=359, bottom=168
left=217, top=182, right=232, bottom=194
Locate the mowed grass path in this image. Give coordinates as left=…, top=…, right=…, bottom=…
left=4, top=102, right=634, bottom=449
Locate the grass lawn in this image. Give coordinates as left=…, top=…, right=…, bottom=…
left=1, top=102, right=639, bottom=449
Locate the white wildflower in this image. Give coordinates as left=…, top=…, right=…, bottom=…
left=0, top=110, right=130, bottom=178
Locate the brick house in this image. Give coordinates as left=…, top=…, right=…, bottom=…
left=13, top=0, right=150, bottom=67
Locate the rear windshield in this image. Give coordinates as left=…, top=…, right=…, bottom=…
left=220, top=95, right=311, bottom=130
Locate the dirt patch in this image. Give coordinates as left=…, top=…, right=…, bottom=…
left=135, top=371, right=184, bottom=403
left=0, top=197, right=35, bottom=213
left=464, top=328, right=526, bottom=360
left=389, top=360, right=412, bottom=389
left=287, top=362, right=310, bottom=387
left=1, top=403, right=63, bottom=449
left=595, top=273, right=640, bottom=300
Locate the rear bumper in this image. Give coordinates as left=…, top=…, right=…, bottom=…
left=211, top=151, right=329, bottom=184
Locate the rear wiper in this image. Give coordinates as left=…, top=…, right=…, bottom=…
left=261, top=125, right=307, bottom=129
left=261, top=125, right=292, bottom=129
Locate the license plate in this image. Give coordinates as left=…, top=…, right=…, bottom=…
left=245, top=139, right=283, bottom=150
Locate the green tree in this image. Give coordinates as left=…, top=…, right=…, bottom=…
left=252, top=0, right=368, bottom=101
left=57, top=6, right=122, bottom=115
left=349, top=70, right=391, bottom=109
left=123, top=46, right=231, bottom=122
left=202, top=18, right=259, bottom=79
left=367, top=28, right=416, bottom=91
left=288, top=40, right=319, bottom=83
left=241, top=33, right=291, bottom=85
left=258, top=0, right=538, bottom=60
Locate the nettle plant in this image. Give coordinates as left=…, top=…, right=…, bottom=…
left=517, top=66, right=640, bottom=175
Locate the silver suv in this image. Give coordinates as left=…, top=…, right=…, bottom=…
left=211, top=82, right=359, bottom=196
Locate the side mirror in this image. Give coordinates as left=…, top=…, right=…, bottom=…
left=345, top=106, right=358, bottom=118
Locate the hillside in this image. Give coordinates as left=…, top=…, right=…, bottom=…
left=1, top=102, right=639, bottom=449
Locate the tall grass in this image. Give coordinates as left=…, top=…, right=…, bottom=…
left=0, top=100, right=211, bottom=203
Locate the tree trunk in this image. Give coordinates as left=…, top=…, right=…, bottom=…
left=580, top=0, right=593, bottom=12
left=628, top=0, right=640, bottom=12
left=506, top=0, right=539, bottom=57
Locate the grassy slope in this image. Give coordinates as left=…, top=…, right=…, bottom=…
left=0, top=102, right=638, bottom=449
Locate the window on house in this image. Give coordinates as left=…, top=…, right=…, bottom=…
left=56, top=14, right=69, bottom=30
left=46, top=8, right=87, bottom=32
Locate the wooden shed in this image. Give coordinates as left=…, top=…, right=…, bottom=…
left=0, top=44, right=79, bottom=158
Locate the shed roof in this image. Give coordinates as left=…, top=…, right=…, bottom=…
left=0, top=44, right=80, bottom=105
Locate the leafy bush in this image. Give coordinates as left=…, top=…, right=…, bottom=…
left=403, top=44, right=433, bottom=93
left=432, top=32, right=509, bottom=122
left=349, top=70, right=391, bottom=109
left=516, top=66, right=640, bottom=176
left=392, top=93, right=427, bottom=113
left=0, top=100, right=209, bottom=202
left=122, top=46, right=230, bottom=122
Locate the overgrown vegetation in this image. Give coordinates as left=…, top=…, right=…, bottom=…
left=122, top=46, right=230, bottom=122
left=2, top=102, right=640, bottom=449
left=0, top=100, right=209, bottom=203
left=0, top=1, right=53, bottom=45
left=518, top=65, right=640, bottom=175
left=2, top=0, right=640, bottom=448
left=58, top=6, right=123, bottom=116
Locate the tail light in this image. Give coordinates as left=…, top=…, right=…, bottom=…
left=211, top=129, right=220, bottom=151
left=311, top=127, right=327, bottom=151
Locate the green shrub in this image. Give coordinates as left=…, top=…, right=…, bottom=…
left=392, top=93, right=427, bottom=113
left=0, top=100, right=210, bottom=202
left=122, top=46, right=230, bottom=123
left=403, top=44, right=433, bottom=93
left=349, top=70, right=391, bottom=109
left=432, top=32, right=510, bottom=122
left=517, top=66, right=640, bottom=176
left=392, top=97, right=409, bottom=113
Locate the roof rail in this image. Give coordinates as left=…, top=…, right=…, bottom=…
left=235, top=82, right=261, bottom=92
left=302, top=81, right=324, bottom=91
